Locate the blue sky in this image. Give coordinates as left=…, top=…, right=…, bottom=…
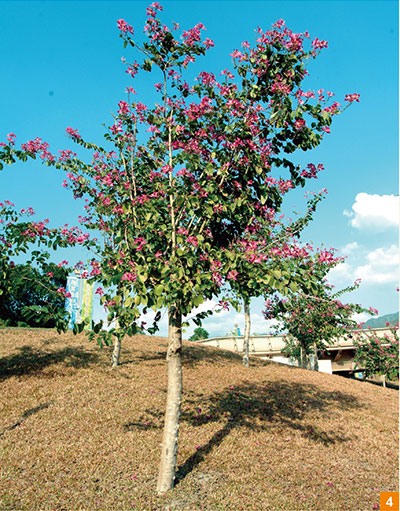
left=1, top=0, right=398, bottom=337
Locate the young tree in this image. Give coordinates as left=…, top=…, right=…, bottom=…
left=353, top=326, right=399, bottom=386
left=226, top=191, right=324, bottom=367
left=264, top=250, right=373, bottom=369
left=1, top=3, right=360, bottom=492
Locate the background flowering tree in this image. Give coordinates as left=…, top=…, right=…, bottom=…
left=0, top=3, right=360, bottom=493
left=226, top=191, right=325, bottom=367
left=354, top=326, right=399, bottom=386
left=0, top=201, right=73, bottom=330
left=264, top=249, right=373, bottom=369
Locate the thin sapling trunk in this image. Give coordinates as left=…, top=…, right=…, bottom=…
left=157, top=306, right=183, bottom=494
left=312, top=341, right=319, bottom=371
left=111, top=336, right=122, bottom=367
left=110, top=315, right=122, bottom=367
left=300, top=345, right=308, bottom=369
left=242, top=299, right=251, bottom=367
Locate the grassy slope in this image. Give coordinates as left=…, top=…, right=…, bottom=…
left=0, top=329, right=398, bottom=511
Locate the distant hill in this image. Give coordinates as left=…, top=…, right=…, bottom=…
left=362, top=312, right=399, bottom=329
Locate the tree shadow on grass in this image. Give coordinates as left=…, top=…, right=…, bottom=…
left=0, top=345, right=100, bottom=379
left=175, top=380, right=364, bottom=484
left=127, top=343, right=244, bottom=368
left=0, top=401, right=53, bottom=438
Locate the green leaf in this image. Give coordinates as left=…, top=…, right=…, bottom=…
left=138, top=272, right=148, bottom=284
left=154, top=284, right=164, bottom=296
left=272, top=269, right=282, bottom=280
left=193, top=295, right=204, bottom=307
left=125, top=296, right=133, bottom=308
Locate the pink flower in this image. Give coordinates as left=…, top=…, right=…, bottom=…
left=311, top=38, right=328, bottom=50
left=227, top=270, right=238, bottom=281
left=118, top=100, right=130, bottom=116
left=110, top=123, right=123, bottom=134
left=121, top=272, right=136, bottom=282
left=186, top=235, right=198, bottom=247
left=58, top=149, right=77, bottom=162
left=344, top=93, right=360, bottom=103
left=6, top=133, right=16, bottom=145
left=146, top=126, right=160, bottom=133
left=321, top=126, right=330, bottom=134
left=66, top=127, right=81, bottom=139
left=134, top=236, right=146, bottom=251
left=230, top=49, right=242, bottom=59
left=294, top=119, right=305, bottom=130
left=117, top=19, right=134, bottom=35
left=146, top=2, right=163, bottom=18
left=95, top=287, right=105, bottom=296
left=218, top=300, right=229, bottom=311
left=46, top=272, right=53, bottom=278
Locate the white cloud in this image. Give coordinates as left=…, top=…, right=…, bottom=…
left=352, top=312, right=372, bottom=323
left=354, top=245, right=399, bottom=285
left=328, top=261, right=353, bottom=283
left=184, top=299, right=218, bottom=320
left=365, top=245, right=399, bottom=267
left=344, top=193, right=399, bottom=230
left=342, top=241, right=359, bottom=254
left=328, top=245, right=399, bottom=287
left=251, top=313, right=281, bottom=335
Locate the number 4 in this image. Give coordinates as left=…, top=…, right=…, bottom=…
left=381, top=491, right=399, bottom=511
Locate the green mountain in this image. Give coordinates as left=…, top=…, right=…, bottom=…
left=362, top=312, right=399, bottom=329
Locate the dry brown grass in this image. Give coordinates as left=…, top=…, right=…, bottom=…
left=0, top=328, right=398, bottom=511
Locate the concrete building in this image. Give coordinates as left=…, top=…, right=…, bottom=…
left=195, top=327, right=395, bottom=376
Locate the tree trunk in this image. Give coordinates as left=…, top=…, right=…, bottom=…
left=157, top=306, right=182, bottom=494
left=242, top=299, right=251, bottom=367
left=300, top=345, right=308, bottom=369
left=110, top=317, right=121, bottom=368
left=111, top=336, right=122, bottom=368
left=312, top=341, right=319, bottom=371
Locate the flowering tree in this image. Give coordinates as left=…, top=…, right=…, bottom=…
left=264, top=250, right=373, bottom=369
left=226, top=191, right=325, bottom=367
left=0, top=201, right=74, bottom=330
left=354, top=326, right=399, bottom=386
left=0, top=3, right=360, bottom=492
